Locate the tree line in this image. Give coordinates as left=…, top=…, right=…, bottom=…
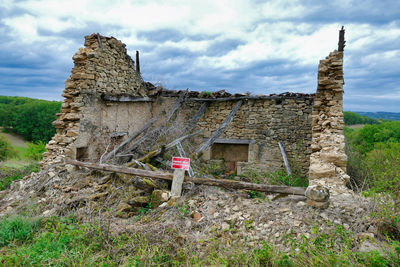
left=343, top=111, right=383, bottom=125
left=0, top=96, right=61, bottom=143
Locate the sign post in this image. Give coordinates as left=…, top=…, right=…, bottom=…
left=171, top=157, right=190, bottom=196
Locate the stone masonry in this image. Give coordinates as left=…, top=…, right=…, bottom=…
left=43, top=34, right=146, bottom=166
left=42, top=32, right=349, bottom=191
left=308, top=50, right=350, bottom=194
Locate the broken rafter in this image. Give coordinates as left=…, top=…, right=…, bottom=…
left=66, top=159, right=306, bottom=195
left=194, top=100, right=242, bottom=155
left=167, top=90, right=188, bottom=122
left=185, top=102, right=209, bottom=132
left=123, top=126, right=162, bottom=154
left=102, top=116, right=159, bottom=163
left=129, top=129, right=203, bottom=166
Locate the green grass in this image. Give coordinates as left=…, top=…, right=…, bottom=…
left=0, top=215, right=399, bottom=266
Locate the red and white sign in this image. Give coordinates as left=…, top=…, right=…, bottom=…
left=171, top=157, right=190, bottom=170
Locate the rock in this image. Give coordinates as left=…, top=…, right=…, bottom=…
left=306, top=199, right=329, bottom=209
left=151, top=190, right=170, bottom=208
left=221, top=222, right=230, bottom=230
left=305, top=185, right=330, bottom=202
left=127, top=196, right=149, bottom=207
left=191, top=211, right=203, bottom=222
left=167, top=196, right=180, bottom=207
left=88, top=192, right=109, bottom=201
left=116, top=202, right=134, bottom=213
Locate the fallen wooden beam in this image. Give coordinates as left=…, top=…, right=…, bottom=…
left=101, top=116, right=159, bottom=163
left=67, top=159, right=173, bottom=180
left=66, top=159, right=306, bottom=195
left=194, top=100, right=242, bottom=155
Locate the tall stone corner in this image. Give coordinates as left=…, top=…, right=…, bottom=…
left=308, top=27, right=350, bottom=194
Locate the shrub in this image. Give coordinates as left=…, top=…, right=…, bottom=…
left=0, top=135, right=17, bottom=161
left=25, top=141, right=46, bottom=161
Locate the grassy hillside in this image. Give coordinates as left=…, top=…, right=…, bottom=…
left=0, top=96, right=61, bottom=143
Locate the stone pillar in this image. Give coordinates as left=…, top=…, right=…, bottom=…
left=308, top=50, right=350, bottom=194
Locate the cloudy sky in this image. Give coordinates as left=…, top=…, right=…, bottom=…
left=0, top=0, right=399, bottom=112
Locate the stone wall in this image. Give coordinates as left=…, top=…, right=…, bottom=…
left=42, top=34, right=146, bottom=166
left=194, top=97, right=313, bottom=175
left=308, top=50, right=350, bottom=193
left=42, top=33, right=348, bottom=186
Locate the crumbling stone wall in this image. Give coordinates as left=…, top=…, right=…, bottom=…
left=43, top=33, right=348, bottom=187
left=43, top=34, right=146, bottom=166
left=308, top=50, right=350, bottom=193
left=195, top=97, right=313, bottom=175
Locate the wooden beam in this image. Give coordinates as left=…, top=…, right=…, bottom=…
left=67, top=159, right=173, bottom=180
left=167, top=90, right=188, bottom=122
left=101, top=95, right=153, bottom=102
left=185, top=102, right=209, bottom=132
left=130, top=129, right=203, bottom=165
left=66, top=159, right=307, bottom=195
left=136, top=50, right=140, bottom=73
left=278, top=142, right=292, bottom=176
left=203, top=138, right=255, bottom=145
left=194, top=100, right=242, bottom=155
left=101, top=116, right=159, bottom=163
left=124, top=126, right=162, bottom=153
left=338, top=26, right=346, bottom=52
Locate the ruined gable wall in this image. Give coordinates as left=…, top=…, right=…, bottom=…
left=309, top=50, right=350, bottom=193
left=42, top=34, right=146, bottom=166
left=42, top=33, right=316, bottom=179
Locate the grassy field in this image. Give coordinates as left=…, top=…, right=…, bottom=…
left=0, top=129, right=33, bottom=168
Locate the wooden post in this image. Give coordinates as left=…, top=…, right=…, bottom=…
left=136, top=51, right=140, bottom=73
left=171, top=169, right=185, bottom=196
left=278, top=142, right=291, bottom=176
left=338, top=26, right=345, bottom=52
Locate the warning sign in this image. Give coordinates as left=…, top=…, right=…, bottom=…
left=171, top=157, right=190, bottom=170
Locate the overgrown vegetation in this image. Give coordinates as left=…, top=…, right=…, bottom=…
left=0, top=135, right=17, bottom=161
left=345, top=120, right=400, bottom=242
left=0, top=163, right=40, bottom=190
left=0, top=95, right=61, bottom=143
left=0, top=215, right=399, bottom=266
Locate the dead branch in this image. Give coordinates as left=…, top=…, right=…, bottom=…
left=67, top=159, right=307, bottom=195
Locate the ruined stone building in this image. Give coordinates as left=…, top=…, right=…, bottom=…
left=43, top=30, right=349, bottom=192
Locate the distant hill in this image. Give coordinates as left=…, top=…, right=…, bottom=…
left=353, top=111, right=400, bottom=121
left=0, top=96, right=61, bottom=142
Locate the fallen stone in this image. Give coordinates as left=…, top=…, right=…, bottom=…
left=306, top=199, right=329, bottom=209
left=305, top=185, right=330, bottom=202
